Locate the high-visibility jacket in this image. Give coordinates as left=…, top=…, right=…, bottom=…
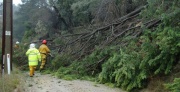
left=39, top=44, right=50, bottom=55
left=26, top=48, right=41, bottom=66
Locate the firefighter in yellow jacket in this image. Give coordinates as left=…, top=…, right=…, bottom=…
left=39, top=40, right=50, bottom=71
left=26, top=43, right=41, bottom=77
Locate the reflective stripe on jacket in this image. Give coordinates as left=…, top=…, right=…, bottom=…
left=26, top=48, right=41, bottom=66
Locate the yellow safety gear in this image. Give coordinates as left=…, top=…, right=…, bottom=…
left=26, top=44, right=41, bottom=77
left=29, top=66, right=36, bottom=77
left=39, top=44, right=50, bottom=69
left=39, top=44, right=50, bottom=54
left=26, top=48, right=41, bottom=66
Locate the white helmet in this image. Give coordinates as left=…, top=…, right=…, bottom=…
left=16, top=41, right=19, bottom=44
left=30, top=43, right=35, bottom=48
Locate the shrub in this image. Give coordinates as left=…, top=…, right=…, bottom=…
left=165, top=78, right=180, bottom=92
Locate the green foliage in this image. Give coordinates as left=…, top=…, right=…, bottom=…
left=16, top=0, right=179, bottom=91
left=98, top=25, right=179, bottom=91
left=13, top=44, right=29, bottom=70
left=23, top=29, right=34, bottom=39
left=54, top=66, right=80, bottom=80
left=141, top=0, right=179, bottom=20
left=53, top=14, right=179, bottom=91
left=71, top=0, right=99, bottom=25
left=52, top=46, right=116, bottom=80
left=53, top=38, right=65, bottom=45
left=165, top=78, right=180, bottom=92
left=77, top=46, right=117, bottom=76
left=14, top=0, right=53, bottom=41
left=51, top=54, right=73, bottom=70
left=35, top=20, right=48, bottom=35
left=99, top=41, right=146, bottom=91
left=52, top=0, right=75, bottom=28
left=98, top=1, right=180, bottom=90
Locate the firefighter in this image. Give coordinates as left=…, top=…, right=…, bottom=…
left=39, top=40, right=51, bottom=71
left=14, top=41, right=20, bottom=49
left=26, top=43, right=41, bottom=77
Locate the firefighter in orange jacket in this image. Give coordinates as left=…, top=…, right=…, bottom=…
left=14, top=41, right=20, bottom=49
left=39, top=40, right=50, bottom=71
left=14, top=41, right=20, bottom=53
left=14, top=41, right=19, bottom=50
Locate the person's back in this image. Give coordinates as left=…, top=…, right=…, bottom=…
left=39, top=40, right=50, bottom=71
left=39, top=44, right=50, bottom=54
left=26, top=48, right=40, bottom=65
left=26, top=43, right=41, bottom=77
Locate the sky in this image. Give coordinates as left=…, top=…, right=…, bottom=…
left=0, top=0, right=22, bottom=6
left=13, top=0, right=22, bottom=5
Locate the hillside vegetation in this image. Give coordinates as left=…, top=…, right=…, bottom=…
left=11, top=0, right=180, bottom=91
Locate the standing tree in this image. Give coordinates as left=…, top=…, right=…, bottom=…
left=14, top=0, right=54, bottom=41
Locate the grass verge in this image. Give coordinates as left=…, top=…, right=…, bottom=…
left=0, top=67, right=25, bottom=92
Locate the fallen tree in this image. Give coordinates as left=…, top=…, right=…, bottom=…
left=54, top=5, right=161, bottom=59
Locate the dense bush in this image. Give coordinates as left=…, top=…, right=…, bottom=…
left=13, top=44, right=29, bottom=70
left=165, top=78, right=180, bottom=92
left=50, top=54, right=73, bottom=70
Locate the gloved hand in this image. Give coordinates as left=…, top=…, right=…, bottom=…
left=49, top=53, right=53, bottom=57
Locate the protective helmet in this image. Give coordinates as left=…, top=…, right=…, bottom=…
left=16, top=41, right=19, bottom=44
left=42, top=40, right=47, bottom=44
left=30, top=43, right=35, bottom=48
